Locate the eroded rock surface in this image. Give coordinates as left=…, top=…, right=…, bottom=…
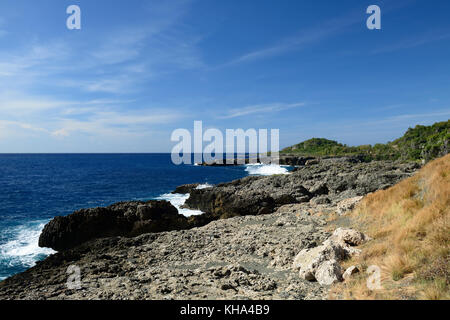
left=1, top=206, right=330, bottom=300
left=185, top=161, right=419, bottom=219
left=39, top=200, right=189, bottom=251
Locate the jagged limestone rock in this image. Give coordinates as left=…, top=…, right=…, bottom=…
left=293, top=241, right=346, bottom=281
left=315, top=260, right=343, bottom=285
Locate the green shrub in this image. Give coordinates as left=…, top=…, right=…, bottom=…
left=281, top=120, right=449, bottom=162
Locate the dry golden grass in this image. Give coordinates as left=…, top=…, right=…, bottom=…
left=331, top=154, right=450, bottom=300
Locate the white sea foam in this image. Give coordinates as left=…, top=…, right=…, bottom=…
left=245, top=163, right=290, bottom=176
left=157, top=193, right=204, bottom=217
left=0, top=222, right=55, bottom=270
left=196, top=183, right=213, bottom=190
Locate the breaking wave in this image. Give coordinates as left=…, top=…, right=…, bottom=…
left=245, top=163, right=290, bottom=176
left=0, top=221, right=55, bottom=280
left=157, top=193, right=204, bottom=217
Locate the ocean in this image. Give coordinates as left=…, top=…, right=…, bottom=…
left=0, top=154, right=290, bottom=281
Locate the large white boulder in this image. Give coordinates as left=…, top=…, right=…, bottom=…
left=315, top=259, right=343, bottom=285
left=293, top=240, right=346, bottom=281
left=293, top=228, right=370, bottom=283
left=330, top=227, right=370, bottom=246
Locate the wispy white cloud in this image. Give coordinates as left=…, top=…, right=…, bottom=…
left=314, top=110, right=450, bottom=133
left=220, top=0, right=417, bottom=67
left=0, top=120, right=49, bottom=134
left=0, top=40, right=70, bottom=85
left=219, top=102, right=306, bottom=119
left=0, top=90, right=182, bottom=141
left=0, top=94, right=138, bottom=117
left=0, top=93, right=75, bottom=117
left=51, top=110, right=182, bottom=138
left=372, top=30, right=450, bottom=54
left=382, top=110, right=450, bottom=122
left=84, top=77, right=136, bottom=94
left=89, top=29, right=149, bottom=65
left=222, top=12, right=361, bottom=67
left=0, top=0, right=202, bottom=95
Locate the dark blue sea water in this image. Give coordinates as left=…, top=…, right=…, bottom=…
left=0, top=154, right=290, bottom=280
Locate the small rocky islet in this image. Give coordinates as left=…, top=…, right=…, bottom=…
left=0, top=158, right=421, bottom=300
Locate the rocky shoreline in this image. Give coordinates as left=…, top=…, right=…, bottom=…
left=0, top=159, right=421, bottom=300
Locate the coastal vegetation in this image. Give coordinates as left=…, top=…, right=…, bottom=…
left=332, top=154, right=449, bottom=299
left=281, top=120, right=450, bottom=162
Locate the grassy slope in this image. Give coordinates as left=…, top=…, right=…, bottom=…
left=331, top=154, right=449, bottom=300
left=281, top=120, right=450, bottom=162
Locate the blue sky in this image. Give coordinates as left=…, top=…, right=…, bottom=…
left=0, top=0, right=449, bottom=152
